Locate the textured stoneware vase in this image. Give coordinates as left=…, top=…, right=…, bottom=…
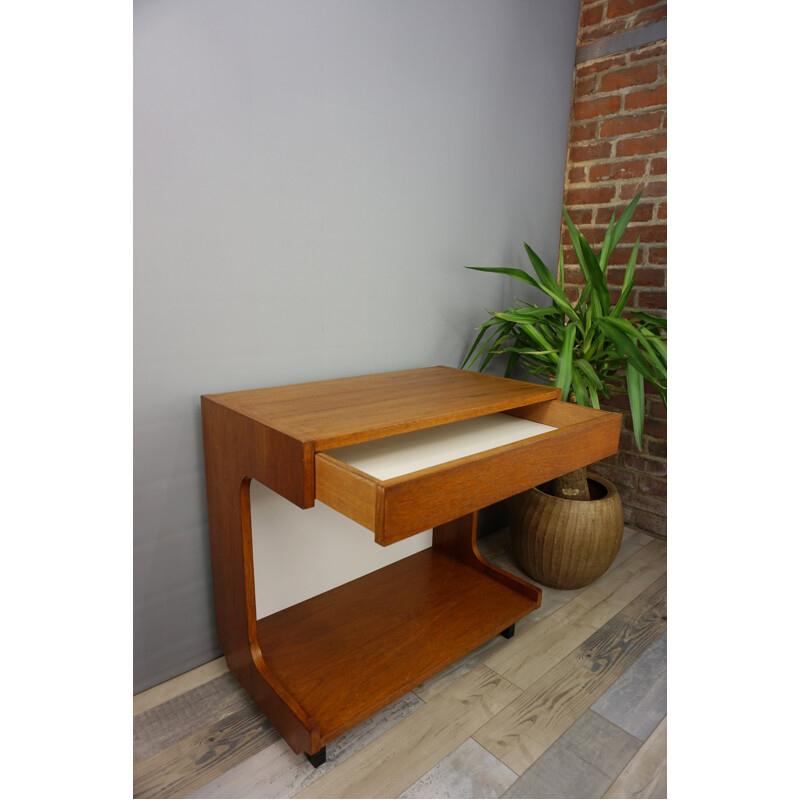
left=511, top=473, right=624, bottom=590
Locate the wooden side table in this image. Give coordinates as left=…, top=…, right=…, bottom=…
left=201, top=366, right=620, bottom=765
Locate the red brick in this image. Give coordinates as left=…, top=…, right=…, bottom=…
left=607, top=0, right=664, bottom=20
left=637, top=5, right=667, bottom=25
left=565, top=285, right=580, bottom=303
left=564, top=186, right=616, bottom=206
left=644, top=419, right=667, bottom=439
left=629, top=508, right=666, bottom=537
left=657, top=202, right=667, bottom=219
left=617, top=223, right=667, bottom=244
left=618, top=429, right=638, bottom=452
left=592, top=462, right=638, bottom=489
left=639, top=475, right=667, bottom=497
left=579, top=17, right=630, bottom=45
left=589, top=159, right=648, bottom=182
left=608, top=245, right=635, bottom=265
left=600, top=63, right=659, bottom=92
left=569, top=141, right=613, bottom=162
left=568, top=166, right=587, bottom=183
left=618, top=485, right=666, bottom=516
left=571, top=121, right=597, bottom=141
left=625, top=84, right=667, bottom=110
left=581, top=4, right=604, bottom=27
left=596, top=202, right=654, bottom=224
left=650, top=157, right=667, bottom=175
left=600, top=110, right=664, bottom=137
left=574, top=95, right=622, bottom=120
left=619, top=452, right=649, bottom=473
left=645, top=437, right=666, bottom=459
left=616, top=133, right=667, bottom=156
left=576, top=54, right=627, bottom=79
left=607, top=267, right=664, bottom=287
left=619, top=180, right=667, bottom=199
left=648, top=397, right=667, bottom=418
left=630, top=42, right=667, bottom=62
left=575, top=76, right=598, bottom=98
left=562, top=207, right=594, bottom=225
left=638, top=290, right=667, bottom=309
left=642, top=457, right=667, bottom=478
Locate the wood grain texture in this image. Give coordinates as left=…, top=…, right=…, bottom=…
left=501, top=709, right=640, bottom=799
left=201, top=397, right=319, bottom=756
left=483, top=540, right=666, bottom=689
left=201, top=367, right=621, bottom=760
left=133, top=701, right=281, bottom=798
left=134, top=672, right=257, bottom=763
left=133, top=656, right=227, bottom=717
left=294, top=665, right=521, bottom=799
left=314, top=398, right=620, bottom=545
left=206, top=366, right=559, bottom=451
left=377, top=404, right=621, bottom=544
left=188, top=693, right=425, bottom=799
left=474, top=573, right=667, bottom=775
left=400, top=737, right=518, bottom=799
left=602, top=716, right=667, bottom=799
left=256, top=544, right=538, bottom=747
left=591, top=631, right=667, bottom=740
left=413, top=528, right=655, bottom=703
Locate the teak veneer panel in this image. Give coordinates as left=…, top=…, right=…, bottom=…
left=205, top=365, right=559, bottom=450
left=257, top=545, right=538, bottom=746
left=316, top=400, right=621, bottom=545
left=200, top=366, right=620, bottom=761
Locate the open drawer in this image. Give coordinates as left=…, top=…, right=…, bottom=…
left=316, top=399, right=621, bottom=545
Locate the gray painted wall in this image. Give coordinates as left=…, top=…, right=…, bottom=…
left=133, top=0, right=580, bottom=693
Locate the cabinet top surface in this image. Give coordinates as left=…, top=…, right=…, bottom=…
left=203, top=366, right=559, bottom=449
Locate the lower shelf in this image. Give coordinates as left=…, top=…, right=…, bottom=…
left=256, top=547, right=538, bottom=746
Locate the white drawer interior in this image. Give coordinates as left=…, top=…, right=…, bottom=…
left=323, top=413, right=556, bottom=481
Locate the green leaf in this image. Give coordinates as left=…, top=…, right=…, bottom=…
left=466, top=266, right=539, bottom=287
left=558, top=244, right=565, bottom=289
left=516, top=322, right=560, bottom=362
left=610, top=192, right=642, bottom=251
left=461, top=315, right=510, bottom=369
left=562, top=207, right=593, bottom=285
left=571, top=366, right=589, bottom=406
left=554, top=322, right=577, bottom=401
left=596, top=317, right=660, bottom=385
left=504, top=351, right=520, bottom=378
left=579, top=235, right=610, bottom=316
left=610, top=238, right=640, bottom=318
left=626, top=360, right=645, bottom=450
left=523, top=242, right=581, bottom=326
left=631, top=311, right=667, bottom=332
left=598, top=212, right=616, bottom=273
left=574, top=358, right=604, bottom=389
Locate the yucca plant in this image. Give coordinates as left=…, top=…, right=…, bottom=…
left=462, top=192, right=666, bottom=499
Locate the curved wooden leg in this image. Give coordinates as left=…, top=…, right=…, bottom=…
left=432, top=512, right=542, bottom=606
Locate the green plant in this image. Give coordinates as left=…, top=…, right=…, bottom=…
left=462, top=192, right=666, bottom=452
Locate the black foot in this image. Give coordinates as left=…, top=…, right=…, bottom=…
left=500, top=623, right=516, bottom=639
left=306, top=746, right=326, bottom=768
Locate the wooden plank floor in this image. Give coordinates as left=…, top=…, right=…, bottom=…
left=134, top=527, right=666, bottom=799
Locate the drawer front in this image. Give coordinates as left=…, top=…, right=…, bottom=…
left=315, top=400, right=621, bottom=545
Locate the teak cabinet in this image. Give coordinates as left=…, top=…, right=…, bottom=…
left=201, top=366, right=621, bottom=765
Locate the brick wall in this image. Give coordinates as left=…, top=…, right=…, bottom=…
left=561, top=0, right=667, bottom=537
